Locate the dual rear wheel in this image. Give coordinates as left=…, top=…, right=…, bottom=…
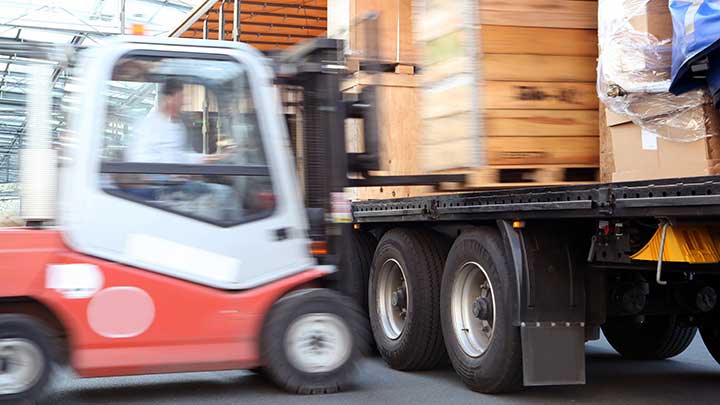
left=368, top=227, right=523, bottom=393
left=440, top=228, right=523, bottom=394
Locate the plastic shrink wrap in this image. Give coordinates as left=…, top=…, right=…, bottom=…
left=598, top=0, right=716, bottom=141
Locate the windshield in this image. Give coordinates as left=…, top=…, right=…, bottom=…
left=101, top=54, right=265, bottom=166
left=98, top=52, right=274, bottom=226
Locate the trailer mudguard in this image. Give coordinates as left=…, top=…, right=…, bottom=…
left=498, top=220, right=586, bottom=386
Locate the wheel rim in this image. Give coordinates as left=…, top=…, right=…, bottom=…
left=0, top=338, right=45, bottom=395
left=377, top=258, right=409, bottom=340
left=285, top=313, right=352, bottom=373
left=451, top=262, right=496, bottom=357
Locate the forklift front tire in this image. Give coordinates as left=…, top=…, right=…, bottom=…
left=260, top=289, right=368, bottom=394
left=0, top=315, right=54, bottom=403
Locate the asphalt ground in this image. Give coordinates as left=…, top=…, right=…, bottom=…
left=40, top=333, right=720, bottom=404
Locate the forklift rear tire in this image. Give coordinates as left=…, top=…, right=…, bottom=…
left=440, top=228, right=523, bottom=394
left=260, top=289, right=368, bottom=394
left=0, top=315, right=54, bottom=403
left=369, top=228, right=449, bottom=371
left=603, top=315, right=696, bottom=360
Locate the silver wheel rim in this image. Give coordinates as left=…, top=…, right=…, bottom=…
left=451, top=262, right=496, bottom=357
left=285, top=313, right=352, bottom=373
left=377, top=258, right=408, bottom=340
left=0, top=338, right=45, bottom=395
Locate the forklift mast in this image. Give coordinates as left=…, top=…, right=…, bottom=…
left=272, top=25, right=464, bottom=279
left=272, top=37, right=368, bottom=278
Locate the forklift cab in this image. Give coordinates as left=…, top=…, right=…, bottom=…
left=61, top=37, right=314, bottom=289
left=0, top=36, right=367, bottom=402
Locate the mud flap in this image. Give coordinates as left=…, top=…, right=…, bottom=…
left=499, top=220, right=587, bottom=386
left=521, top=323, right=586, bottom=386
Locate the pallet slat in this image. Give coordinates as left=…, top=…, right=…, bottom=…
left=423, top=81, right=599, bottom=118
left=482, top=54, right=597, bottom=82
left=486, top=136, right=599, bottom=165
left=485, top=110, right=600, bottom=136
left=480, top=25, right=598, bottom=56
left=477, top=0, right=598, bottom=29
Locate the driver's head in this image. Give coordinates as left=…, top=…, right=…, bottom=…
left=160, top=78, right=184, bottom=119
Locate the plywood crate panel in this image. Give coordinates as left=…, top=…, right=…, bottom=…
left=349, top=0, right=419, bottom=66
left=343, top=72, right=427, bottom=200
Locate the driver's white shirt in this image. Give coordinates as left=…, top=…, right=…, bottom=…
left=127, top=111, right=202, bottom=164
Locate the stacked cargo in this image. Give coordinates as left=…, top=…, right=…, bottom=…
left=597, top=0, right=720, bottom=181
left=340, top=0, right=426, bottom=199
left=417, top=0, right=600, bottom=187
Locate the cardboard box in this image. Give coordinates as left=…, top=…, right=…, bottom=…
left=627, top=0, right=674, bottom=41
left=603, top=108, right=720, bottom=182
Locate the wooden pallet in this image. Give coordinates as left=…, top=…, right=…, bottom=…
left=346, top=58, right=416, bottom=75
left=434, top=164, right=599, bottom=191
left=349, top=165, right=600, bottom=201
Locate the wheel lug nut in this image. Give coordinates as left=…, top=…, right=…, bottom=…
left=473, top=297, right=492, bottom=320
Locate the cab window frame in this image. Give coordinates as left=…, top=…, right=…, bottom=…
left=98, top=49, right=277, bottom=228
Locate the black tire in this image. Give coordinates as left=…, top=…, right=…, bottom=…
left=260, top=289, right=369, bottom=394
left=342, top=230, right=377, bottom=314
left=368, top=228, right=448, bottom=371
left=440, top=227, right=523, bottom=394
left=603, top=315, right=696, bottom=360
left=0, top=315, right=54, bottom=403
left=701, top=321, right=720, bottom=365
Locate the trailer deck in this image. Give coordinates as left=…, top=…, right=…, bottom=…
left=352, top=176, right=720, bottom=222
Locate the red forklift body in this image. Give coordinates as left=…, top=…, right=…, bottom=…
left=0, top=228, right=326, bottom=378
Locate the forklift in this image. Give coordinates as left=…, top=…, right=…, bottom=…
left=0, top=28, right=463, bottom=400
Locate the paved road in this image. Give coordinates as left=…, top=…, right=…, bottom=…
left=44, top=334, right=720, bottom=404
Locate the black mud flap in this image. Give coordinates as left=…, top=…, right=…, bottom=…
left=499, top=220, right=587, bottom=386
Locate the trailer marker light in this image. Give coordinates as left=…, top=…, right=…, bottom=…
left=512, top=221, right=525, bottom=229
left=353, top=224, right=360, bottom=230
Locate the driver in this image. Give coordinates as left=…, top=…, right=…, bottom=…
left=127, top=78, right=202, bottom=164
left=122, top=78, right=241, bottom=222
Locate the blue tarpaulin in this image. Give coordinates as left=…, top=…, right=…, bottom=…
left=669, top=0, right=720, bottom=106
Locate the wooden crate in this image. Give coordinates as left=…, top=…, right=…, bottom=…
left=418, top=0, right=599, bottom=174
left=348, top=0, right=419, bottom=66
left=343, top=71, right=425, bottom=200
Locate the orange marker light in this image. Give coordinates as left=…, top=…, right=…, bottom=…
left=310, top=240, right=328, bottom=256
left=512, top=221, right=525, bottom=229
left=132, top=23, right=146, bottom=36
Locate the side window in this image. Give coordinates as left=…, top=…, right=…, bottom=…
left=99, top=53, right=275, bottom=226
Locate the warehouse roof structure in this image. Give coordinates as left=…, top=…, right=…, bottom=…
left=0, top=0, right=202, bottom=186
left=0, top=0, right=327, bottom=194
left=169, top=0, right=327, bottom=51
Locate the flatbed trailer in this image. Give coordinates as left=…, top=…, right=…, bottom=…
left=353, top=176, right=720, bottom=222
left=347, top=176, right=720, bottom=392
left=269, top=37, right=720, bottom=394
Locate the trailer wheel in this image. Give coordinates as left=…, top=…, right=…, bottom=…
left=369, top=228, right=448, bottom=370
left=700, top=322, right=720, bottom=365
left=603, top=315, right=696, bottom=359
left=0, top=315, right=54, bottom=403
left=260, top=289, right=368, bottom=394
left=342, top=231, right=377, bottom=313
left=440, top=228, right=522, bottom=394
